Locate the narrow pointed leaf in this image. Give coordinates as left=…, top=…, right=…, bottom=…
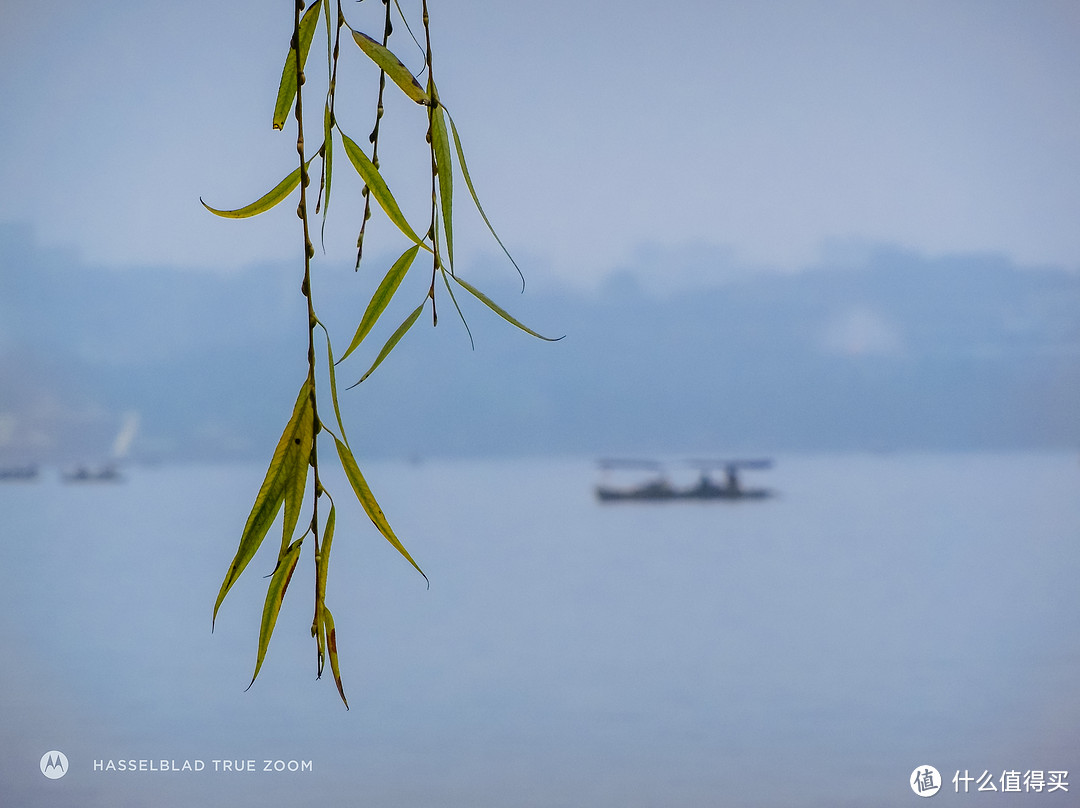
left=439, top=267, right=474, bottom=350
left=200, top=163, right=304, bottom=219
left=319, top=101, right=334, bottom=245
left=315, top=505, right=335, bottom=620
left=313, top=502, right=335, bottom=678
left=349, top=28, right=429, bottom=105
left=316, top=320, right=349, bottom=444
left=278, top=384, right=314, bottom=559
left=444, top=109, right=525, bottom=289
left=273, top=0, right=323, bottom=130
left=213, top=380, right=312, bottom=627
left=448, top=274, right=563, bottom=341
left=391, top=0, right=424, bottom=55
left=322, top=605, right=348, bottom=708
left=248, top=538, right=303, bottom=688
left=338, top=245, right=421, bottom=363
left=430, top=94, right=454, bottom=270
left=339, top=131, right=429, bottom=249
left=334, top=436, right=427, bottom=583
left=322, top=0, right=333, bottom=66
left=314, top=613, right=326, bottom=677
left=347, top=301, right=425, bottom=387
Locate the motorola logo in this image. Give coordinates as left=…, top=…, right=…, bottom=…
left=40, top=750, right=69, bottom=779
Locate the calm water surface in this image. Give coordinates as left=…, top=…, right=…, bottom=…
left=1, top=453, right=1078, bottom=806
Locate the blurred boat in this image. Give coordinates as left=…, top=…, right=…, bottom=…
left=62, top=463, right=122, bottom=483
left=62, top=412, right=139, bottom=484
left=0, top=464, right=38, bottom=482
left=595, top=458, right=774, bottom=502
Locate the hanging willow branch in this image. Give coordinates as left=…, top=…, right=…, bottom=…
left=201, top=0, right=559, bottom=708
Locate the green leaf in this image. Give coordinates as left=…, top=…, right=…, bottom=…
left=278, top=389, right=314, bottom=560
left=213, top=380, right=313, bottom=628
left=319, top=101, right=334, bottom=246
left=322, top=605, right=348, bottom=708
left=273, top=0, right=324, bottom=131
left=316, top=320, right=349, bottom=444
left=429, top=92, right=454, bottom=270
left=390, top=0, right=424, bottom=55
left=338, top=245, right=421, bottom=363
left=312, top=501, right=335, bottom=677
left=348, top=27, right=430, bottom=105
left=322, top=0, right=333, bottom=68
left=313, top=602, right=326, bottom=678
left=334, top=436, right=427, bottom=584
left=439, top=267, right=474, bottom=350
left=248, top=537, right=304, bottom=689
left=200, top=163, right=306, bottom=219
left=444, top=109, right=525, bottom=289
left=339, top=130, right=429, bottom=249
left=448, top=273, right=563, bottom=342
left=346, top=300, right=425, bottom=387
left=315, top=504, right=335, bottom=615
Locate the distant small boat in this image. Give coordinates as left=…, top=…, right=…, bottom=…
left=596, top=458, right=774, bottom=503
left=62, top=412, right=138, bottom=484
left=62, top=464, right=122, bottom=483
left=0, top=464, right=38, bottom=482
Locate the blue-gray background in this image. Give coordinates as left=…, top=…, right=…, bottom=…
left=2, top=1, right=1079, bottom=805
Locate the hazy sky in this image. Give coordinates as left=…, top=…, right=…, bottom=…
left=2, top=1, right=1079, bottom=287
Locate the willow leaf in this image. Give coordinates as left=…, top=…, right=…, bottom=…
left=349, top=28, right=429, bottom=105
left=248, top=537, right=303, bottom=688
left=322, top=605, right=348, bottom=708
left=448, top=274, right=563, bottom=342
left=313, top=502, right=335, bottom=677
left=430, top=94, right=454, bottom=270
left=278, top=383, right=314, bottom=560
left=339, top=131, right=429, bottom=249
left=391, top=0, right=424, bottom=56
left=314, top=603, right=326, bottom=678
left=439, top=267, right=474, bottom=350
left=213, top=380, right=312, bottom=628
left=200, top=163, right=305, bottom=219
left=319, top=101, right=334, bottom=245
left=316, top=321, right=349, bottom=444
left=315, top=504, right=335, bottom=616
left=315, top=617, right=326, bottom=680
left=347, top=301, right=425, bottom=388
left=321, top=0, right=333, bottom=67
left=334, top=436, right=427, bottom=583
left=445, top=109, right=525, bottom=289
left=273, top=0, right=324, bottom=130
left=338, top=245, right=421, bottom=363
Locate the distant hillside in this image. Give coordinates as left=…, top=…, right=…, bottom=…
left=2, top=224, right=1078, bottom=462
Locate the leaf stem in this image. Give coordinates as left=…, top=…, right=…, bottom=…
left=294, top=0, right=323, bottom=623
left=355, top=0, right=394, bottom=269
left=422, top=0, right=441, bottom=324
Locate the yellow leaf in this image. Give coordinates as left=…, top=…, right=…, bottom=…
left=430, top=90, right=454, bottom=270
left=339, top=131, right=429, bottom=249
left=338, top=245, right=421, bottom=363
left=273, top=0, right=324, bottom=130
left=248, top=538, right=304, bottom=689
left=448, top=273, right=563, bottom=342
left=322, top=606, right=348, bottom=708
left=346, top=300, right=425, bottom=387
left=349, top=28, right=429, bottom=105
left=213, top=380, right=312, bottom=628
left=335, top=436, right=427, bottom=584
left=200, top=160, right=311, bottom=219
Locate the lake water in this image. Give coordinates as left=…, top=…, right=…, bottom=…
left=1, top=453, right=1078, bottom=806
